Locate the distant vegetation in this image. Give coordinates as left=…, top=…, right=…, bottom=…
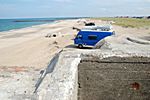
left=94, top=17, right=150, bottom=28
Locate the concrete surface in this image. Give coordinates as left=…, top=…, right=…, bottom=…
left=35, top=50, right=81, bottom=100
left=34, top=48, right=150, bottom=100
left=78, top=57, right=150, bottom=100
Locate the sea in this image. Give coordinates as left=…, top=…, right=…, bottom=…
left=0, top=17, right=80, bottom=32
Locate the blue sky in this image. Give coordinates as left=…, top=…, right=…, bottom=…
left=0, top=0, right=150, bottom=18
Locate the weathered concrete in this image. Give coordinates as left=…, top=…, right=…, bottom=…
left=78, top=57, right=150, bottom=100
left=34, top=47, right=150, bottom=100
left=35, top=50, right=81, bottom=100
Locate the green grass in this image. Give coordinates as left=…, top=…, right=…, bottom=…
left=93, top=17, right=150, bottom=28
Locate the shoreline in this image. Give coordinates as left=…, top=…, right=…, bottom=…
left=0, top=21, right=56, bottom=33
left=0, top=19, right=83, bottom=68
left=0, top=18, right=81, bottom=33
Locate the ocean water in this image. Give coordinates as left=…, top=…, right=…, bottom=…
left=0, top=17, right=79, bottom=32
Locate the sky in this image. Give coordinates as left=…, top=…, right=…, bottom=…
left=0, top=0, right=150, bottom=18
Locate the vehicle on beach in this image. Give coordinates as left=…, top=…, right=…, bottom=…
left=74, top=25, right=114, bottom=48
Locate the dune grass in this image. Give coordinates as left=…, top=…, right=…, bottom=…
left=94, top=17, right=150, bottom=28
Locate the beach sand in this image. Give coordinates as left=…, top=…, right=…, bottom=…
left=0, top=20, right=84, bottom=69
left=0, top=19, right=150, bottom=100
left=0, top=19, right=150, bottom=69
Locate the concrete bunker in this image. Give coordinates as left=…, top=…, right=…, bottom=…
left=78, top=56, right=150, bottom=100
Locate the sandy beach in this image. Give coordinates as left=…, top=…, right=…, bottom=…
left=0, top=19, right=150, bottom=69
left=0, top=19, right=84, bottom=99
left=0, top=19, right=150, bottom=100
left=0, top=19, right=84, bottom=69
left=1, top=0, right=150, bottom=99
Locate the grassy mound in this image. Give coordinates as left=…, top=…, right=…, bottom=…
left=94, top=17, right=150, bottom=28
